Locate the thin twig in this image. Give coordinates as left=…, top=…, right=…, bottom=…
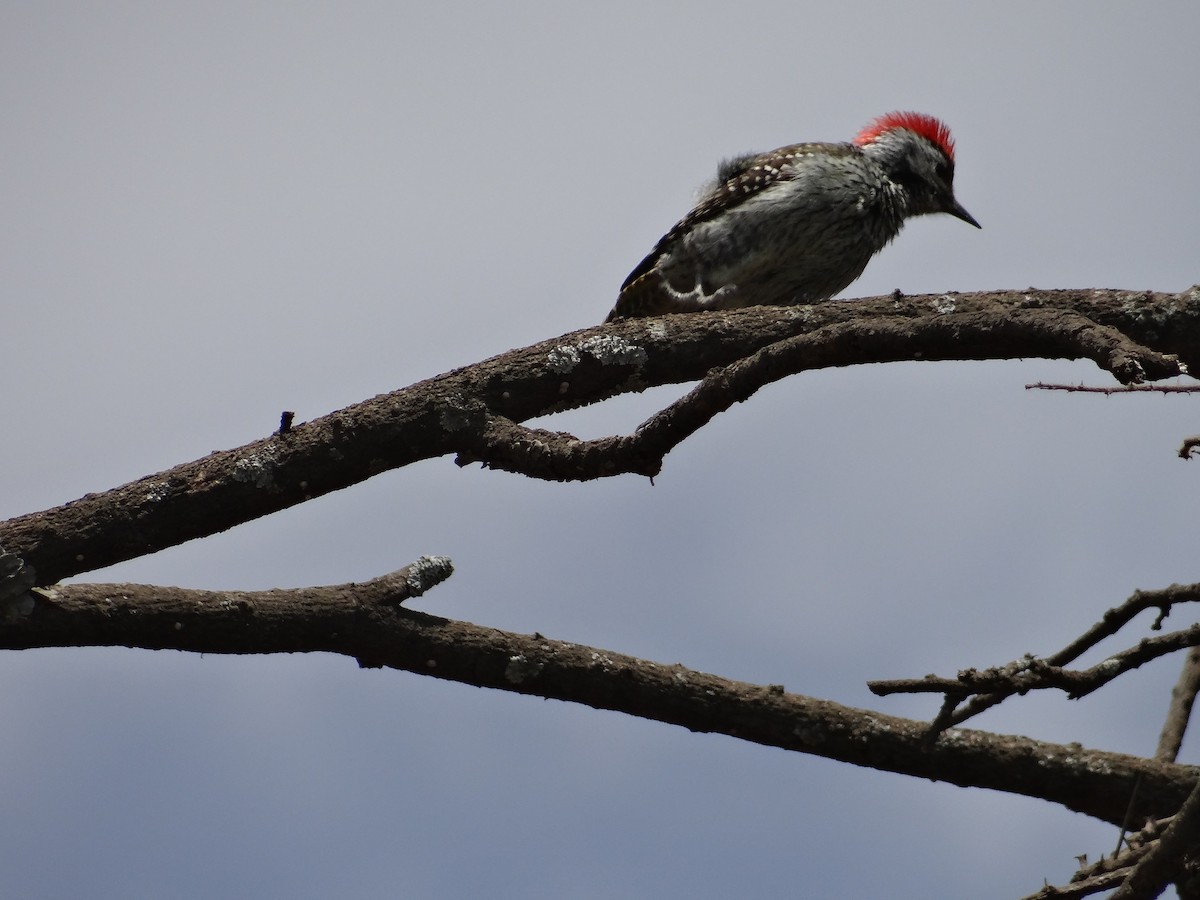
left=1026, top=382, right=1200, bottom=394
left=1110, top=778, right=1200, bottom=899
left=868, top=585, right=1200, bottom=734
left=1020, top=866, right=1137, bottom=900
left=1020, top=818, right=1173, bottom=899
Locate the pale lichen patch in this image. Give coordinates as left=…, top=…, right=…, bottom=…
left=231, top=446, right=280, bottom=489
left=548, top=335, right=648, bottom=373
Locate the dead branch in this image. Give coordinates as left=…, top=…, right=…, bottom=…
left=1110, top=779, right=1200, bottom=900
left=0, top=288, right=1195, bottom=587
left=2, top=571, right=1194, bottom=828
left=1158, top=648, right=1200, bottom=764
left=869, top=583, right=1200, bottom=731
left=1027, top=382, right=1200, bottom=394
left=458, top=308, right=1184, bottom=479
left=1019, top=817, right=1170, bottom=899
left=1021, top=868, right=1136, bottom=900
left=874, top=623, right=1200, bottom=701
left=2, top=287, right=1199, bottom=897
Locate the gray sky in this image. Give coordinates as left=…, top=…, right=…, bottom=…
left=3, top=3, right=1198, bottom=897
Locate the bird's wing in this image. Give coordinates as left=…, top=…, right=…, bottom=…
left=617, top=142, right=855, bottom=294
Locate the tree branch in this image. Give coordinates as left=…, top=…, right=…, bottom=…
left=3, top=572, right=1195, bottom=828
left=1019, top=818, right=1170, bottom=899
left=873, top=624, right=1200, bottom=702
left=0, top=288, right=1195, bottom=586
left=869, top=583, right=1200, bottom=731
left=1157, top=647, right=1200, bottom=764
left=1028, top=382, right=1200, bottom=395
left=1110, top=778, right=1200, bottom=900
left=458, top=307, right=1187, bottom=480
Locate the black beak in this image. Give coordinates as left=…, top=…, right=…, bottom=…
left=947, top=197, right=981, bottom=229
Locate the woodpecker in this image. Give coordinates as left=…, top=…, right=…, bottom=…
left=606, top=111, right=979, bottom=321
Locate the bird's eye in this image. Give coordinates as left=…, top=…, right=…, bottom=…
left=935, top=161, right=952, bottom=184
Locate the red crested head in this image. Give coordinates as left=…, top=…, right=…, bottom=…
left=853, top=111, right=956, bottom=161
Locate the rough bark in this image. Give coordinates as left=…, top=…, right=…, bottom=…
left=1, top=288, right=1196, bottom=587
left=5, top=576, right=1194, bottom=829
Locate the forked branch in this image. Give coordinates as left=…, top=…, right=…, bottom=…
left=1, top=288, right=1196, bottom=587
left=869, top=584, right=1200, bottom=735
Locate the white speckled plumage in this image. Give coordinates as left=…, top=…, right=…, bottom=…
left=606, top=112, right=979, bottom=321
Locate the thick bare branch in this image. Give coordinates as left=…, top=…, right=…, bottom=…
left=0, top=288, right=1195, bottom=586
left=2, top=573, right=1195, bottom=827
left=458, top=308, right=1187, bottom=480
